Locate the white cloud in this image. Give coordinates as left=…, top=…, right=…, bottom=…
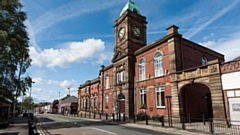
left=30, top=38, right=107, bottom=68
left=200, top=32, right=240, bottom=61
left=32, top=77, right=76, bottom=89
left=32, top=77, right=45, bottom=84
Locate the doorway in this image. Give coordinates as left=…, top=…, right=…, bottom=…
left=181, top=83, right=213, bottom=120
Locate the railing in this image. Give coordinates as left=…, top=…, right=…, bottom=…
left=61, top=111, right=240, bottom=135
left=133, top=115, right=240, bottom=135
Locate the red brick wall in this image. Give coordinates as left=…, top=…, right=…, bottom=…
left=135, top=42, right=171, bottom=116
left=102, top=67, right=115, bottom=113
left=181, top=39, right=224, bottom=69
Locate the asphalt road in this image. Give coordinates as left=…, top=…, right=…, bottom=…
left=35, top=114, right=186, bottom=135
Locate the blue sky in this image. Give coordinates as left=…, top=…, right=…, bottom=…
left=20, top=0, right=240, bottom=103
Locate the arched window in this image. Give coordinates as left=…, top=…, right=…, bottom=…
left=154, top=52, right=163, bottom=77
left=139, top=59, right=146, bottom=81
left=105, top=74, right=109, bottom=89
left=202, top=56, right=207, bottom=66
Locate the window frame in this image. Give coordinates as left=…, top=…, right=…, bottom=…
left=140, top=89, right=147, bottom=106
left=154, top=52, right=163, bottom=77
left=105, top=94, right=109, bottom=108
left=202, top=56, right=208, bottom=66
left=139, top=59, right=146, bottom=81
left=106, top=74, right=109, bottom=89
left=155, top=86, right=165, bottom=108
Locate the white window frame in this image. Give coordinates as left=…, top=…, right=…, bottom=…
left=139, top=59, right=146, bottom=81
left=154, top=52, right=163, bottom=77
left=140, top=90, right=146, bottom=105
left=106, top=74, right=109, bottom=89
left=155, top=86, right=165, bottom=108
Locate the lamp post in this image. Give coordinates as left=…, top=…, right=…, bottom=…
left=30, top=81, right=35, bottom=98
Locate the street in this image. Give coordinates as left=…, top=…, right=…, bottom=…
left=36, top=114, right=186, bottom=135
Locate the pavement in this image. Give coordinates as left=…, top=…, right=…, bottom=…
left=0, top=116, right=29, bottom=135
left=37, top=114, right=210, bottom=135
left=0, top=114, right=209, bottom=135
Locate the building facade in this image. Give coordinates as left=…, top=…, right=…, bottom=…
left=78, top=0, right=226, bottom=119
left=221, top=57, right=240, bottom=125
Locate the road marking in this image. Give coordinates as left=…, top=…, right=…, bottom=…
left=92, top=127, right=116, bottom=135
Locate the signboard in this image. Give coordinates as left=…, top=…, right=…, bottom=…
left=222, top=72, right=240, bottom=90
left=229, top=98, right=240, bottom=125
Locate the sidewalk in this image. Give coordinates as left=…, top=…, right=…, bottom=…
left=0, top=116, right=28, bottom=135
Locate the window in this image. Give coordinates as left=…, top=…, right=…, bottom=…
left=156, top=86, right=165, bottom=107
left=116, top=65, right=124, bottom=84
left=140, top=90, right=146, bottom=106
left=94, top=97, right=98, bottom=108
left=105, top=94, right=109, bottom=108
left=139, top=59, right=146, bottom=81
left=202, top=56, right=207, bottom=65
left=154, top=52, right=163, bottom=77
left=106, top=74, right=109, bottom=89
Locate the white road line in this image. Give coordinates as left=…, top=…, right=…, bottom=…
left=92, top=127, right=116, bottom=135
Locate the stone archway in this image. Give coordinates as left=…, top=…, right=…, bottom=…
left=170, top=60, right=226, bottom=119
left=181, top=83, right=213, bottom=120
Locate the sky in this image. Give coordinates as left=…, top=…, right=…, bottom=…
left=20, top=0, right=240, bottom=103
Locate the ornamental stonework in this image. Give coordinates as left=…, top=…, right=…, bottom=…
left=221, top=60, right=240, bottom=73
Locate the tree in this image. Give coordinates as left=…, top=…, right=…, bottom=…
left=22, top=96, right=33, bottom=112
left=0, top=0, right=32, bottom=99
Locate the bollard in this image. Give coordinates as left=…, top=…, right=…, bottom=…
left=112, top=114, right=115, bottom=121
left=133, top=115, right=136, bottom=123
left=94, top=113, right=96, bottom=119
left=161, top=116, right=165, bottom=127
left=209, top=118, right=214, bottom=134
left=123, top=114, right=125, bottom=122
left=106, top=113, right=108, bottom=120
left=100, top=113, right=101, bottom=119
left=145, top=115, right=148, bottom=125
left=181, top=116, right=185, bottom=130
left=202, top=114, right=205, bottom=125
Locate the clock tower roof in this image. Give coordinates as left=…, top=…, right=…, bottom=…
left=120, top=0, right=141, bottom=16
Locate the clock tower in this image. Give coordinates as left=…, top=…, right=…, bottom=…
left=111, top=0, right=147, bottom=119
left=112, top=0, right=147, bottom=62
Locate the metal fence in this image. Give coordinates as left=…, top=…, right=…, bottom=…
left=67, top=112, right=240, bottom=135
left=133, top=115, right=240, bottom=135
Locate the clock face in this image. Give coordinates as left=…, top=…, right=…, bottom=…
left=132, top=26, right=141, bottom=37
left=118, top=27, right=125, bottom=39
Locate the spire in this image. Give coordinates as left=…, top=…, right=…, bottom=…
left=120, top=0, right=141, bottom=16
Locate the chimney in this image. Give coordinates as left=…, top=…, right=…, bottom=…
left=166, top=25, right=179, bottom=35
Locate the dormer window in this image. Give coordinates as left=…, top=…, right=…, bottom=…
left=202, top=56, right=207, bottom=66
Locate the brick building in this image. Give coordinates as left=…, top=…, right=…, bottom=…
left=78, top=0, right=226, bottom=120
